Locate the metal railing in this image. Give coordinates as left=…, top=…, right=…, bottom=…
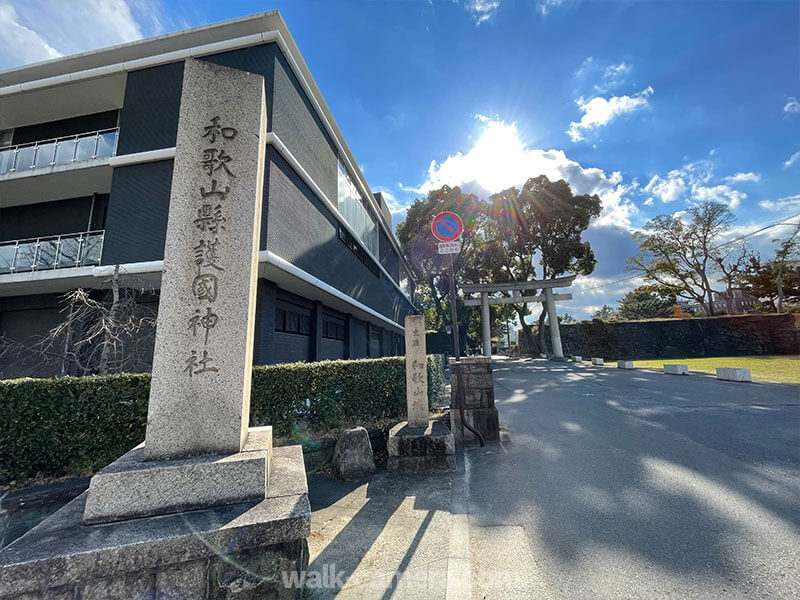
left=0, top=129, right=119, bottom=176
left=0, top=231, right=104, bottom=274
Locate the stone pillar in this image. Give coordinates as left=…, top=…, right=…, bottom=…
left=450, top=356, right=500, bottom=442
left=404, top=314, right=429, bottom=428
left=544, top=287, right=564, bottom=359
left=481, top=291, right=491, bottom=357
left=144, top=58, right=266, bottom=460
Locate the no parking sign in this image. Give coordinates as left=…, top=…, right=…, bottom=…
left=431, top=212, right=463, bottom=242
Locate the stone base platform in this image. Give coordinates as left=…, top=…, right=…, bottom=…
left=83, top=426, right=272, bottom=525
left=450, top=407, right=500, bottom=443
left=0, top=445, right=310, bottom=600
left=387, top=420, right=456, bottom=473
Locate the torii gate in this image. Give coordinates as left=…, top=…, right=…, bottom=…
left=462, top=275, right=576, bottom=359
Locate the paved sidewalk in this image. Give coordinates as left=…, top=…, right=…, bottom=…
left=306, top=461, right=469, bottom=599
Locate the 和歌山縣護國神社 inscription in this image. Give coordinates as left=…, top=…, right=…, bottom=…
left=144, top=59, right=266, bottom=460
left=183, top=115, right=238, bottom=378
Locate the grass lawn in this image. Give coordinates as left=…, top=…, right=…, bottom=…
left=633, top=355, right=800, bottom=384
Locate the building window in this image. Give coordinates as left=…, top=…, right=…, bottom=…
left=337, top=162, right=378, bottom=257
left=323, top=317, right=346, bottom=341
left=339, top=224, right=380, bottom=277
left=275, top=303, right=311, bottom=335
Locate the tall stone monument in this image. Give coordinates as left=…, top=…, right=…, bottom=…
left=387, top=314, right=455, bottom=472
left=0, top=59, right=310, bottom=600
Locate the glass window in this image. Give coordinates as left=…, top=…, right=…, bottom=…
left=337, top=163, right=379, bottom=257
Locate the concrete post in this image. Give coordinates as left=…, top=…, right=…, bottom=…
left=481, top=291, right=491, bottom=357
left=544, top=287, right=564, bottom=359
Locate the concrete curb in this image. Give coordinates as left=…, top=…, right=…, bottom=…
left=445, top=445, right=472, bottom=600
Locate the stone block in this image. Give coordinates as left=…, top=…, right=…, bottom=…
left=83, top=427, right=271, bottom=525
left=466, top=373, right=493, bottom=389
left=591, top=358, right=604, bottom=365
left=573, top=356, right=582, bottom=362
left=209, top=539, right=308, bottom=600
left=0, top=446, right=309, bottom=599
left=450, top=407, right=500, bottom=443
left=617, top=360, right=635, bottom=369
left=664, top=364, right=689, bottom=375
left=79, top=571, right=154, bottom=600
left=387, top=421, right=455, bottom=473
left=332, top=427, right=375, bottom=481
left=156, top=559, right=208, bottom=599
left=716, top=367, right=752, bottom=382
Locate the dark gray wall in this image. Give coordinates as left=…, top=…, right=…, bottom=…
left=0, top=195, right=107, bottom=242
left=349, top=317, right=368, bottom=359
left=202, top=43, right=338, bottom=203
left=264, top=147, right=414, bottom=325
left=102, top=160, right=173, bottom=265
left=12, top=110, right=118, bottom=145
left=116, top=62, right=184, bottom=155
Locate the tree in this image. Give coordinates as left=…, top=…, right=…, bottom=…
left=591, top=305, right=617, bottom=321
left=616, top=287, right=676, bottom=320
left=773, top=222, right=800, bottom=313
left=484, top=176, right=601, bottom=354
left=560, top=313, right=576, bottom=324
left=628, top=202, right=735, bottom=315
left=0, top=266, right=157, bottom=377
left=395, top=186, right=485, bottom=351
left=738, top=255, right=800, bottom=312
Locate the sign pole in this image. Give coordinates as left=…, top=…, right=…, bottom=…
left=448, top=252, right=460, bottom=360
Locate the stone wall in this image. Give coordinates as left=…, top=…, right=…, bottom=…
left=557, top=314, right=800, bottom=360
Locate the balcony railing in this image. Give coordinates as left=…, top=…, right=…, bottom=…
left=0, top=129, right=119, bottom=176
left=0, top=231, right=104, bottom=275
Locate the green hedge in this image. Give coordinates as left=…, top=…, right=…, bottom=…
left=0, top=355, right=445, bottom=484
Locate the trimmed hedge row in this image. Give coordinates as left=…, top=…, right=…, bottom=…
left=0, top=355, right=445, bottom=484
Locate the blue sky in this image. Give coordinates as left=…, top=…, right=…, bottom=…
left=1, top=0, right=798, bottom=318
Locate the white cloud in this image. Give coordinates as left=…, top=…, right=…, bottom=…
left=723, top=171, right=760, bottom=183
left=758, top=194, right=800, bottom=213
left=538, top=0, right=565, bottom=15
left=399, top=115, right=638, bottom=228
left=463, top=0, right=501, bottom=25
left=643, top=197, right=654, bottom=206
left=575, top=57, right=632, bottom=93
left=784, top=149, right=800, bottom=169
left=567, top=86, right=653, bottom=142
left=0, top=2, right=61, bottom=67
left=643, top=160, right=751, bottom=209
left=784, top=97, right=800, bottom=115
left=0, top=0, right=155, bottom=70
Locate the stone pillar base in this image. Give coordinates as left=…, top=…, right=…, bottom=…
left=387, top=420, right=455, bottom=473
left=83, top=426, right=272, bottom=525
left=0, top=446, right=310, bottom=600
left=450, top=407, right=500, bottom=443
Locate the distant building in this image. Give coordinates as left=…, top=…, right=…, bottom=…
left=678, top=288, right=759, bottom=315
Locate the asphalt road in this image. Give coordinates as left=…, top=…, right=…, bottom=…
left=466, top=359, right=800, bottom=599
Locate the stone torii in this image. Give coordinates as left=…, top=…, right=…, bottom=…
left=462, top=274, right=576, bottom=359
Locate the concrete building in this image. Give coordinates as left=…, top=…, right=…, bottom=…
left=0, top=12, right=416, bottom=378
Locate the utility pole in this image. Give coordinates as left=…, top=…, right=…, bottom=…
left=449, top=253, right=460, bottom=360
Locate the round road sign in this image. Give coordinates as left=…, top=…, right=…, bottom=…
left=431, top=212, right=463, bottom=242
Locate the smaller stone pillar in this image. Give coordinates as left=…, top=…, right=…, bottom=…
left=481, top=292, right=491, bottom=357
left=450, top=356, right=500, bottom=443
left=544, top=287, right=564, bottom=359
left=404, top=314, right=429, bottom=428
left=387, top=314, right=455, bottom=473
